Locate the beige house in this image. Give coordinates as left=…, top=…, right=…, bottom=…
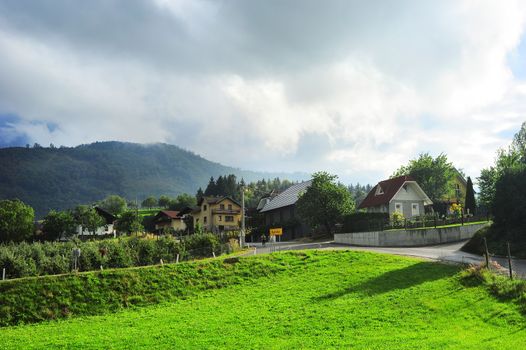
left=153, top=210, right=187, bottom=233
left=193, top=196, right=242, bottom=232
left=358, top=175, right=433, bottom=219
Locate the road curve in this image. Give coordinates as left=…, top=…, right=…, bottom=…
left=245, top=240, right=526, bottom=278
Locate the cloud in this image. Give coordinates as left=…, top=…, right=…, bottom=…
left=0, top=0, right=526, bottom=185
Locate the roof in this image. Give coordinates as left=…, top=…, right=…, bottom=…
left=155, top=210, right=181, bottom=219
left=358, top=175, right=432, bottom=209
left=94, top=207, right=117, bottom=224
left=260, top=180, right=312, bottom=213
left=197, top=196, right=241, bottom=207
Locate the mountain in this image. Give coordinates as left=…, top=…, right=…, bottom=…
left=0, top=141, right=308, bottom=217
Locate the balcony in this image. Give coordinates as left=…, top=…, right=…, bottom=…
left=212, top=209, right=241, bottom=215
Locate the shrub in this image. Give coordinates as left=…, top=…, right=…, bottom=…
left=182, top=233, right=220, bottom=258
left=342, top=212, right=389, bottom=232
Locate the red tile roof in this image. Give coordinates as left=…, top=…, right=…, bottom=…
left=358, top=175, right=415, bottom=209
left=155, top=210, right=182, bottom=220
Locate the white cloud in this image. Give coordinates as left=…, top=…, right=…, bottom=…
left=0, top=0, right=526, bottom=185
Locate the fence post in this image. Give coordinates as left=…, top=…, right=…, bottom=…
left=507, top=242, right=513, bottom=280
left=2, top=267, right=5, bottom=281
left=212, top=251, right=216, bottom=258
left=176, top=254, right=179, bottom=264
left=483, top=237, right=490, bottom=268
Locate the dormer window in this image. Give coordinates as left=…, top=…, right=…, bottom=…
left=375, top=186, right=384, bottom=196
left=203, top=204, right=207, bottom=211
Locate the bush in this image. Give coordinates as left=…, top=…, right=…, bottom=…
left=342, top=212, right=389, bottom=232
left=0, top=233, right=236, bottom=279
left=182, top=233, right=220, bottom=258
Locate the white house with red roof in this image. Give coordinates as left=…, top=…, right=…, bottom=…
left=358, top=175, right=433, bottom=218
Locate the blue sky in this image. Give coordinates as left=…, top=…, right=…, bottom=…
left=0, top=0, right=525, bottom=185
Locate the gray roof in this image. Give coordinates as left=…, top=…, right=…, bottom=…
left=260, top=180, right=312, bottom=212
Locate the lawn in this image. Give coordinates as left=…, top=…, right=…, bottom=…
left=1, top=250, right=525, bottom=349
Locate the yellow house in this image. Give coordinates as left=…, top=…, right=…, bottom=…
left=442, top=169, right=467, bottom=205
left=193, top=196, right=242, bottom=232
left=153, top=210, right=187, bottom=233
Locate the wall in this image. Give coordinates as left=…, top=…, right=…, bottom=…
left=334, top=222, right=488, bottom=247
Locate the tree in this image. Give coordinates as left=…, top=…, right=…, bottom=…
left=142, top=196, right=157, bottom=209
left=464, top=177, right=476, bottom=215
left=73, top=205, right=105, bottom=236
left=99, top=195, right=127, bottom=216
left=0, top=199, right=35, bottom=242
left=296, top=172, right=354, bottom=235
left=204, top=177, right=217, bottom=196
left=168, top=193, right=197, bottom=211
left=42, top=210, right=76, bottom=241
left=196, top=187, right=204, bottom=202
left=492, top=166, right=526, bottom=235
left=158, top=195, right=172, bottom=208
left=393, top=153, right=456, bottom=206
left=477, top=131, right=525, bottom=214
left=115, top=211, right=143, bottom=235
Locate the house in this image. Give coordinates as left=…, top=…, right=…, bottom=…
left=153, top=210, right=187, bottom=234
left=259, top=180, right=312, bottom=240
left=438, top=169, right=468, bottom=214
left=76, top=207, right=117, bottom=237
left=358, top=175, right=432, bottom=218
left=192, top=196, right=242, bottom=232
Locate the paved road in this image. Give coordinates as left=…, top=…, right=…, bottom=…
left=245, top=240, right=526, bottom=278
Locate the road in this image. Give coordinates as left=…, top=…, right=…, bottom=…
left=245, top=240, right=526, bottom=278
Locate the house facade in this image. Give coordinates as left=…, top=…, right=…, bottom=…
left=358, top=176, right=432, bottom=219
left=192, top=196, right=242, bottom=232
left=259, top=180, right=312, bottom=241
left=76, top=207, right=117, bottom=236
left=153, top=210, right=187, bottom=233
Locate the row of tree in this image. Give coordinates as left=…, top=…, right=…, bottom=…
left=197, top=175, right=296, bottom=208
left=477, top=122, right=526, bottom=238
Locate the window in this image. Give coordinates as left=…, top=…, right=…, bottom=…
left=411, top=203, right=419, bottom=216
left=228, top=204, right=232, bottom=210
left=219, top=215, right=222, bottom=221
left=203, top=205, right=207, bottom=210
left=220, top=204, right=225, bottom=210
left=225, top=215, right=234, bottom=222
left=395, top=203, right=403, bottom=213
left=204, top=216, right=207, bottom=224
left=375, top=186, right=384, bottom=196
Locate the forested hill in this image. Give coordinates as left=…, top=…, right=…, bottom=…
left=0, top=141, right=307, bottom=217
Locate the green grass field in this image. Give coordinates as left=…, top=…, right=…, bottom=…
left=1, top=250, right=525, bottom=349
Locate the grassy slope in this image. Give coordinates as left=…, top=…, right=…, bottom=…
left=1, top=251, right=525, bottom=349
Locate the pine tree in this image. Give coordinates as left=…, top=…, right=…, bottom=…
left=464, top=176, right=476, bottom=215
left=204, top=177, right=216, bottom=196
left=196, top=187, right=204, bottom=202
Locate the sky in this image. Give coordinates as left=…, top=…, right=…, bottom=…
left=1, top=0, right=526, bottom=185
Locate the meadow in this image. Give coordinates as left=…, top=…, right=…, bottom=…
left=1, top=250, right=525, bottom=349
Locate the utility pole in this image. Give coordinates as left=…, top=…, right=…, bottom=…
left=240, top=186, right=246, bottom=248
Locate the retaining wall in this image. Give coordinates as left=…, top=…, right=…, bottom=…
left=334, top=223, right=489, bottom=247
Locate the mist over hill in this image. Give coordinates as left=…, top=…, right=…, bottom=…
left=0, top=141, right=307, bottom=217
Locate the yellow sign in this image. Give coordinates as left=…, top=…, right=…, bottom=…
left=270, top=228, right=283, bottom=236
